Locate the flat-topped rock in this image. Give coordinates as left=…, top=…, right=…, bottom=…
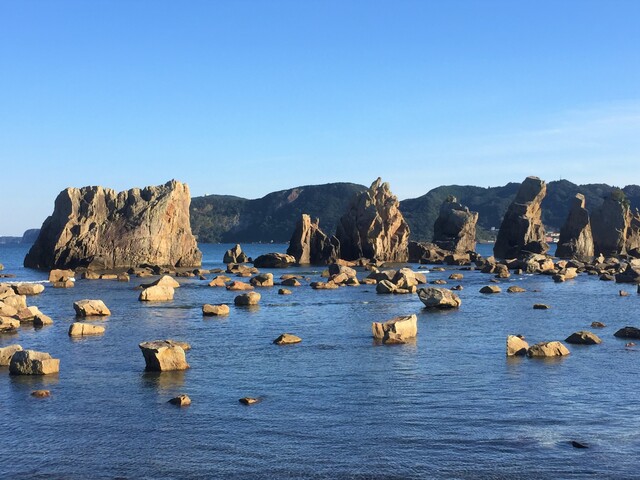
left=12, top=283, right=45, bottom=296
left=273, top=333, right=302, bottom=345
left=527, top=341, right=570, bottom=357
left=202, top=304, right=230, bottom=316
left=69, top=322, right=106, bottom=336
left=226, top=281, right=254, bottom=291
left=139, top=340, right=190, bottom=371
left=480, top=285, right=501, bottom=294
left=253, top=253, right=296, bottom=268
left=73, top=299, right=111, bottom=316
left=9, top=350, right=60, bottom=375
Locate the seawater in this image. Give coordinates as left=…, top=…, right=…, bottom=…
left=1, top=243, right=639, bottom=479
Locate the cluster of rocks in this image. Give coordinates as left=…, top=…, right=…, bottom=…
left=1, top=282, right=54, bottom=332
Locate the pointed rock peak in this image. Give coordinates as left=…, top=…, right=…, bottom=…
left=572, top=193, right=586, bottom=209
left=515, top=176, right=546, bottom=204
left=370, top=177, right=383, bottom=190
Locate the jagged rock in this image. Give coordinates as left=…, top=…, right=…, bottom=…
left=234, top=292, right=261, bottom=306
left=565, top=331, right=601, bottom=345
left=407, top=241, right=448, bottom=264
left=73, top=299, right=111, bottom=316
left=615, top=264, right=640, bottom=284
left=9, top=350, right=60, bottom=375
left=12, top=283, right=45, bottom=296
left=138, top=340, right=189, bottom=371
left=507, top=286, right=526, bottom=293
left=335, top=178, right=410, bottom=262
left=418, top=287, right=461, bottom=308
left=372, top=314, right=417, bottom=344
left=253, top=253, right=296, bottom=268
left=223, top=244, right=248, bottom=264
left=392, top=268, right=418, bottom=289
left=527, top=341, right=570, bottom=357
left=480, top=285, right=501, bottom=294
left=273, top=333, right=302, bottom=345
left=0, top=284, right=14, bottom=299
left=0, top=344, right=23, bottom=366
left=202, top=304, right=230, bottom=316
left=68, top=322, right=106, bottom=336
left=376, top=280, right=397, bottom=294
left=33, top=313, right=53, bottom=327
left=286, top=214, right=340, bottom=265
left=591, top=189, right=630, bottom=257
left=208, top=275, right=230, bottom=287
left=138, top=285, right=175, bottom=301
left=250, top=273, right=274, bottom=287
left=556, top=194, right=594, bottom=260
left=506, top=335, right=529, bottom=356
left=433, top=196, right=478, bottom=254
left=24, top=180, right=201, bottom=270
left=627, top=209, right=640, bottom=253
left=168, top=394, right=191, bottom=407
left=614, top=326, right=640, bottom=339
left=494, top=176, right=549, bottom=259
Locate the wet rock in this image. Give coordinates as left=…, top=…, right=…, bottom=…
left=432, top=279, right=447, bottom=285
left=310, top=281, right=339, bottom=290
left=507, top=286, right=526, bottom=293
left=287, top=214, right=340, bottom=265
left=33, top=313, right=54, bottom=326
left=372, top=314, right=417, bottom=344
left=448, top=273, right=463, bottom=281
left=432, top=196, right=478, bottom=254
left=336, top=178, right=410, bottom=262
left=168, top=394, right=191, bottom=407
left=565, top=331, right=601, bottom=345
left=571, top=441, right=588, bottom=449
left=73, top=299, right=111, bottom=316
left=139, top=340, right=189, bottom=371
left=480, top=285, right=501, bottom=294
left=273, top=333, right=302, bottom=345
left=506, top=335, right=529, bottom=356
left=591, top=321, right=606, bottom=328
left=614, top=326, right=640, bottom=340
left=451, top=285, right=463, bottom=291
left=68, top=322, right=106, bottom=336
left=392, top=268, right=419, bottom=289
left=0, top=316, right=20, bottom=333
left=139, top=285, right=175, bottom=301
left=234, top=292, right=261, bottom=306
left=0, top=344, right=23, bottom=366
left=619, top=290, right=630, bottom=297
left=253, top=253, right=296, bottom=269
left=281, top=278, right=301, bottom=287
left=223, top=244, right=248, bottom=264
left=208, top=275, right=230, bottom=287
left=239, top=397, right=260, bottom=405
left=527, top=341, right=570, bottom=357
left=48, top=269, right=75, bottom=283
left=202, top=304, right=230, bottom=316
left=599, top=274, right=615, bottom=281
left=418, top=287, right=461, bottom=309
left=24, top=180, right=201, bottom=270
left=9, top=350, right=60, bottom=375
left=556, top=194, right=595, bottom=260
left=250, top=273, right=274, bottom=287
left=494, top=176, right=549, bottom=259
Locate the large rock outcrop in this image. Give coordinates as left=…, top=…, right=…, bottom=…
left=286, top=214, right=340, bottom=265
left=555, top=193, right=594, bottom=260
left=494, top=176, right=549, bottom=259
left=626, top=209, right=640, bottom=255
left=591, top=189, right=630, bottom=257
left=24, top=180, right=201, bottom=270
left=335, top=178, right=410, bottom=262
left=432, top=196, right=478, bottom=254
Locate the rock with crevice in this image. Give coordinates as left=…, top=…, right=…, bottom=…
left=287, top=214, right=340, bottom=265
left=24, top=180, right=201, bottom=270
left=223, top=244, right=249, bottom=264
left=433, top=196, right=478, bottom=254
left=556, top=194, right=594, bottom=260
left=527, top=341, right=570, bottom=357
left=506, top=335, right=529, bottom=356
left=68, top=322, right=106, bottom=336
left=372, top=314, right=417, bottom=344
left=139, top=340, right=189, bottom=371
left=591, top=189, right=630, bottom=257
left=494, top=176, right=549, bottom=259
left=9, top=350, right=60, bottom=375
left=335, top=178, right=410, bottom=262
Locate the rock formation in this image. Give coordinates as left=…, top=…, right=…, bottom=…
left=527, top=341, right=570, bottom=357
left=432, top=196, right=478, bottom=254
left=626, top=209, right=640, bottom=256
left=139, top=340, right=189, bottom=371
left=223, top=244, right=248, bottom=264
left=494, top=176, right=549, bottom=259
left=506, top=335, right=529, bottom=356
left=591, top=189, right=629, bottom=257
left=555, top=194, right=594, bottom=260
left=24, top=180, right=201, bottom=270
left=9, top=350, right=60, bottom=375
left=73, top=299, right=111, bottom=317
left=286, top=214, right=340, bottom=264
left=372, top=314, right=418, bottom=344
left=335, top=178, right=410, bottom=262
left=418, top=287, right=461, bottom=309
left=253, top=253, right=296, bottom=268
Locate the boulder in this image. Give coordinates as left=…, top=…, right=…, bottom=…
left=234, top=292, right=261, bottom=306
left=507, top=286, right=526, bottom=293
left=372, top=314, right=418, bottom=344
left=418, top=287, right=461, bottom=309
left=408, top=241, right=448, bottom=263
left=286, top=214, right=340, bottom=265
left=506, top=335, right=529, bottom=356
left=392, top=268, right=418, bottom=289
left=239, top=397, right=260, bottom=405
left=591, top=321, right=606, bottom=328
left=432, top=196, right=478, bottom=254
left=335, top=178, right=410, bottom=262
left=0, top=284, right=14, bottom=299
left=9, top=350, right=60, bottom=375
left=202, top=304, right=230, bottom=316
left=281, top=278, right=301, bottom=287
left=68, top=322, right=106, bottom=336
left=118, top=273, right=130, bottom=282
left=250, top=273, right=274, bottom=287
left=138, top=340, right=189, bottom=371
left=3, top=294, right=26, bottom=311
left=139, top=285, right=174, bottom=301
left=226, top=281, right=254, bottom=291
left=273, top=333, right=302, bottom=345
left=0, top=316, right=20, bottom=332
left=615, top=264, right=640, bottom=284
left=33, top=313, right=54, bottom=326
left=168, top=394, right=191, bottom=407
left=527, top=341, right=570, bottom=357
left=448, top=273, right=463, bottom=281
left=494, top=176, right=549, bottom=259
left=614, top=327, right=640, bottom=340
left=73, top=299, right=111, bottom=316
left=0, top=303, right=18, bottom=317
left=480, top=285, right=501, bottom=294
left=253, top=253, right=296, bottom=268
left=533, top=304, right=550, bottom=310
left=310, top=281, right=339, bottom=290
left=31, top=390, right=51, bottom=398
left=556, top=194, right=595, bottom=260
left=12, top=283, right=45, bottom=296
left=223, top=244, right=248, bottom=264
left=53, top=280, right=75, bottom=288
left=208, top=275, right=230, bottom=287
left=24, top=180, right=201, bottom=270
left=48, top=269, right=75, bottom=282
left=376, top=280, right=397, bottom=294
left=0, top=344, right=23, bottom=366
left=143, top=275, right=180, bottom=289
left=278, top=288, right=292, bottom=295
left=591, top=189, right=630, bottom=257
left=565, top=331, right=601, bottom=345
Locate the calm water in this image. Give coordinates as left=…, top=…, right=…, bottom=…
left=1, top=243, right=639, bottom=479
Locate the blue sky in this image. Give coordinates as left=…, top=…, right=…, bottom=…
left=1, top=0, right=639, bottom=235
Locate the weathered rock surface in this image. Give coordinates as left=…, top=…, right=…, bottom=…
left=615, top=264, right=640, bottom=284
left=591, top=189, right=630, bottom=257
left=480, top=285, right=501, bottom=294
left=139, top=285, right=175, bottom=301
left=9, top=350, right=60, bottom=375
left=494, top=176, right=549, bottom=259
left=0, top=344, right=23, bottom=366
left=286, top=214, right=340, bottom=265
left=202, top=304, right=230, bottom=316
left=614, top=326, right=640, bottom=339
left=226, top=281, right=254, bottom=291
left=556, top=194, right=594, bottom=260
left=168, top=394, right=191, bottom=407
left=253, top=253, right=296, bottom=268
left=408, top=241, right=449, bottom=264
left=433, top=196, right=478, bottom=254
left=223, top=244, right=249, bottom=264
left=68, top=322, right=106, bottom=336
left=507, top=286, right=526, bottom=293
left=12, top=283, right=45, bottom=296
left=335, top=178, right=410, bottom=262
left=143, top=275, right=180, bottom=289
left=626, top=209, right=640, bottom=254
left=506, top=335, right=529, bottom=356
left=234, top=292, right=261, bottom=306
left=139, top=340, right=189, bottom=371
left=273, top=333, right=302, bottom=345
left=527, top=341, right=570, bottom=357
left=73, top=299, right=111, bottom=316
left=0, top=303, right=18, bottom=317
left=372, top=314, right=417, bottom=344
left=3, top=294, right=26, bottom=311
left=250, top=273, right=274, bottom=287
left=0, top=316, right=20, bottom=332
left=24, top=180, right=201, bottom=270
left=565, top=331, right=601, bottom=345
left=49, top=269, right=75, bottom=282
left=418, top=287, right=461, bottom=309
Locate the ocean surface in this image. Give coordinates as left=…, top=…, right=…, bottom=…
left=1, top=243, right=639, bottom=479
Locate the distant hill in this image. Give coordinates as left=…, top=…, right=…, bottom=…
left=0, top=229, right=41, bottom=245
left=190, top=180, right=640, bottom=243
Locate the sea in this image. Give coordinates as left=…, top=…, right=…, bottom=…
left=1, top=243, right=639, bottom=479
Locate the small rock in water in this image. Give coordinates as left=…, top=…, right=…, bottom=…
left=619, top=290, right=629, bottom=297
left=480, top=285, right=501, bottom=294
left=278, top=288, right=292, bottom=295
left=626, top=342, right=636, bottom=348
left=533, top=304, right=550, bottom=310
left=507, top=286, right=526, bottom=293
left=450, top=285, right=463, bottom=291
left=168, top=394, right=191, bottom=407
left=571, top=441, right=588, bottom=449
left=31, top=390, right=51, bottom=398
left=591, top=321, right=606, bottom=328
left=202, top=304, right=230, bottom=316
left=239, top=397, right=260, bottom=405
left=273, top=333, right=302, bottom=345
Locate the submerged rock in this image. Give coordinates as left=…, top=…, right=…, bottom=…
left=24, top=180, right=201, bottom=270
left=418, top=287, right=461, bottom=309
left=168, top=394, right=191, bottom=407
left=273, top=333, right=302, bottom=345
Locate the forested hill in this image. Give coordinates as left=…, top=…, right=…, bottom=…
left=189, top=180, right=640, bottom=243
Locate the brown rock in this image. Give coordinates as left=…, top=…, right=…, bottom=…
left=234, top=292, right=261, bottom=306
left=143, top=275, right=180, bottom=289
left=223, top=244, right=248, bottom=264
left=48, top=269, right=75, bottom=282
left=68, top=322, right=106, bottom=336
left=253, top=253, right=296, bottom=268
left=286, top=214, right=340, bottom=265
left=527, top=341, right=570, bottom=357
left=278, top=288, right=292, bottom=295
left=273, top=333, right=302, bottom=345
left=310, top=281, right=339, bottom=290
left=480, top=285, right=501, bottom=294
left=9, top=350, right=60, bottom=375
left=12, top=283, right=45, bottom=296
left=565, top=331, right=601, bottom=345
left=507, top=286, right=526, bottom=293
left=168, top=394, right=191, bottom=407
left=418, top=287, right=461, bottom=309
left=591, top=321, right=606, bottom=328
left=208, top=275, right=230, bottom=287
left=31, top=390, right=51, bottom=398
left=281, top=278, right=301, bottom=287
left=448, top=273, right=464, bottom=281
left=202, top=304, right=230, bottom=316
left=138, top=285, right=175, bottom=301
left=433, top=196, right=478, bottom=254
left=376, top=280, right=397, bottom=294
left=0, top=344, right=23, bottom=366
left=591, top=189, right=630, bottom=257
left=239, top=397, right=260, bottom=405
left=226, top=281, right=254, bottom=291
left=372, top=314, right=417, bottom=344
left=3, top=294, right=26, bottom=311
left=556, top=194, right=594, bottom=260
left=250, top=273, right=274, bottom=287
left=73, top=299, right=111, bottom=316
left=139, top=340, right=189, bottom=371
left=506, top=335, right=529, bottom=356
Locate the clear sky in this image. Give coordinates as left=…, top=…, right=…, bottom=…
left=1, top=0, right=639, bottom=235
